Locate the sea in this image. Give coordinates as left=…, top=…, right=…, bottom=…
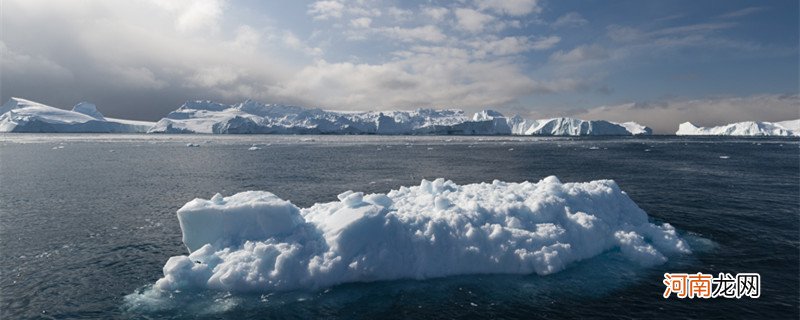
left=0, top=134, right=797, bottom=319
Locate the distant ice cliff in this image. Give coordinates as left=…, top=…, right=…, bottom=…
left=676, top=120, right=799, bottom=136
left=1, top=97, right=653, bottom=135
left=0, top=98, right=153, bottom=133
left=147, top=99, right=651, bottom=135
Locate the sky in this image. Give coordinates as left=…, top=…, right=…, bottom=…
left=1, top=0, right=798, bottom=133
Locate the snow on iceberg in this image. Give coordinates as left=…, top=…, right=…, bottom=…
left=71, top=102, right=105, bottom=120
left=0, top=97, right=154, bottom=133
left=676, top=120, right=800, bottom=136
left=152, top=177, right=689, bottom=293
left=618, top=121, right=653, bottom=136
left=148, top=100, right=488, bottom=135
left=517, top=117, right=651, bottom=136
left=148, top=99, right=651, bottom=136
left=0, top=97, right=651, bottom=135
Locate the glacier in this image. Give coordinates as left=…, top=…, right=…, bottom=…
left=147, top=177, right=690, bottom=293
left=148, top=100, right=651, bottom=135
left=0, top=98, right=154, bottom=133
left=676, top=120, right=800, bottom=136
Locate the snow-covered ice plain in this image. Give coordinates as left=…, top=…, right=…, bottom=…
left=0, top=134, right=798, bottom=319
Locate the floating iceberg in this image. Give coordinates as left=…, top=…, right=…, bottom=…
left=618, top=121, right=653, bottom=136
left=0, top=98, right=154, bottom=133
left=148, top=100, right=651, bottom=136
left=152, top=177, right=689, bottom=293
left=676, top=120, right=799, bottom=136
left=515, top=117, right=651, bottom=136
left=0, top=97, right=650, bottom=135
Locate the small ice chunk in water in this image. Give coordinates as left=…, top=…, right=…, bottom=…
left=186, top=143, right=199, bottom=147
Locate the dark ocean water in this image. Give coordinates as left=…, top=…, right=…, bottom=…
left=0, top=134, right=797, bottom=319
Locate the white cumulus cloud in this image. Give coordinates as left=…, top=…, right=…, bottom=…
left=477, top=0, right=542, bottom=16
left=308, top=0, right=345, bottom=20
left=455, top=8, right=497, bottom=33
left=552, top=12, right=588, bottom=28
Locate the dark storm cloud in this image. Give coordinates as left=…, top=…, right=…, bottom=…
left=0, top=0, right=302, bottom=120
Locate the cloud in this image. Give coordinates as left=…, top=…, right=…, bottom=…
left=2, top=0, right=581, bottom=119
left=606, top=25, right=644, bottom=43
left=272, top=54, right=542, bottom=109
left=107, top=66, right=167, bottom=90
left=718, top=6, right=768, bottom=19
left=570, top=94, right=800, bottom=134
left=0, top=0, right=299, bottom=119
left=550, top=44, right=608, bottom=63
left=477, top=0, right=542, bottom=16
left=350, top=17, right=372, bottom=28
left=0, top=41, right=74, bottom=80
left=150, top=0, right=226, bottom=33
left=278, top=31, right=324, bottom=56
left=470, top=36, right=559, bottom=57
left=386, top=7, right=413, bottom=21
left=422, top=6, right=449, bottom=21
left=607, top=22, right=736, bottom=45
left=5, top=0, right=792, bottom=129
left=308, top=1, right=345, bottom=20
left=548, top=17, right=795, bottom=102
left=378, top=26, right=447, bottom=43
left=187, top=66, right=239, bottom=87
left=531, top=36, right=562, bottom=50
left=454, top=8, right=496, bottom=33
left=654, top=14, right=686, bottom=22
left=653, top=22, right=737, bottom=36
left=230, top=25, right=261, bottom=52
left=552, top=12, right=588, bottom=28
left=601, top=21, right=787, bottom=61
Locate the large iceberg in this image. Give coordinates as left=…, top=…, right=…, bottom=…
left=152, top=177, right=689, bottom=293
left=0, top=97, right=650, bottom=135
left=148, top=100, right=651, bottom=136
left=676, top=120, right=800, bottom=136
left=0, top=98, right=154, bottom=133
left=512, top=117, right=651, bottom=136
